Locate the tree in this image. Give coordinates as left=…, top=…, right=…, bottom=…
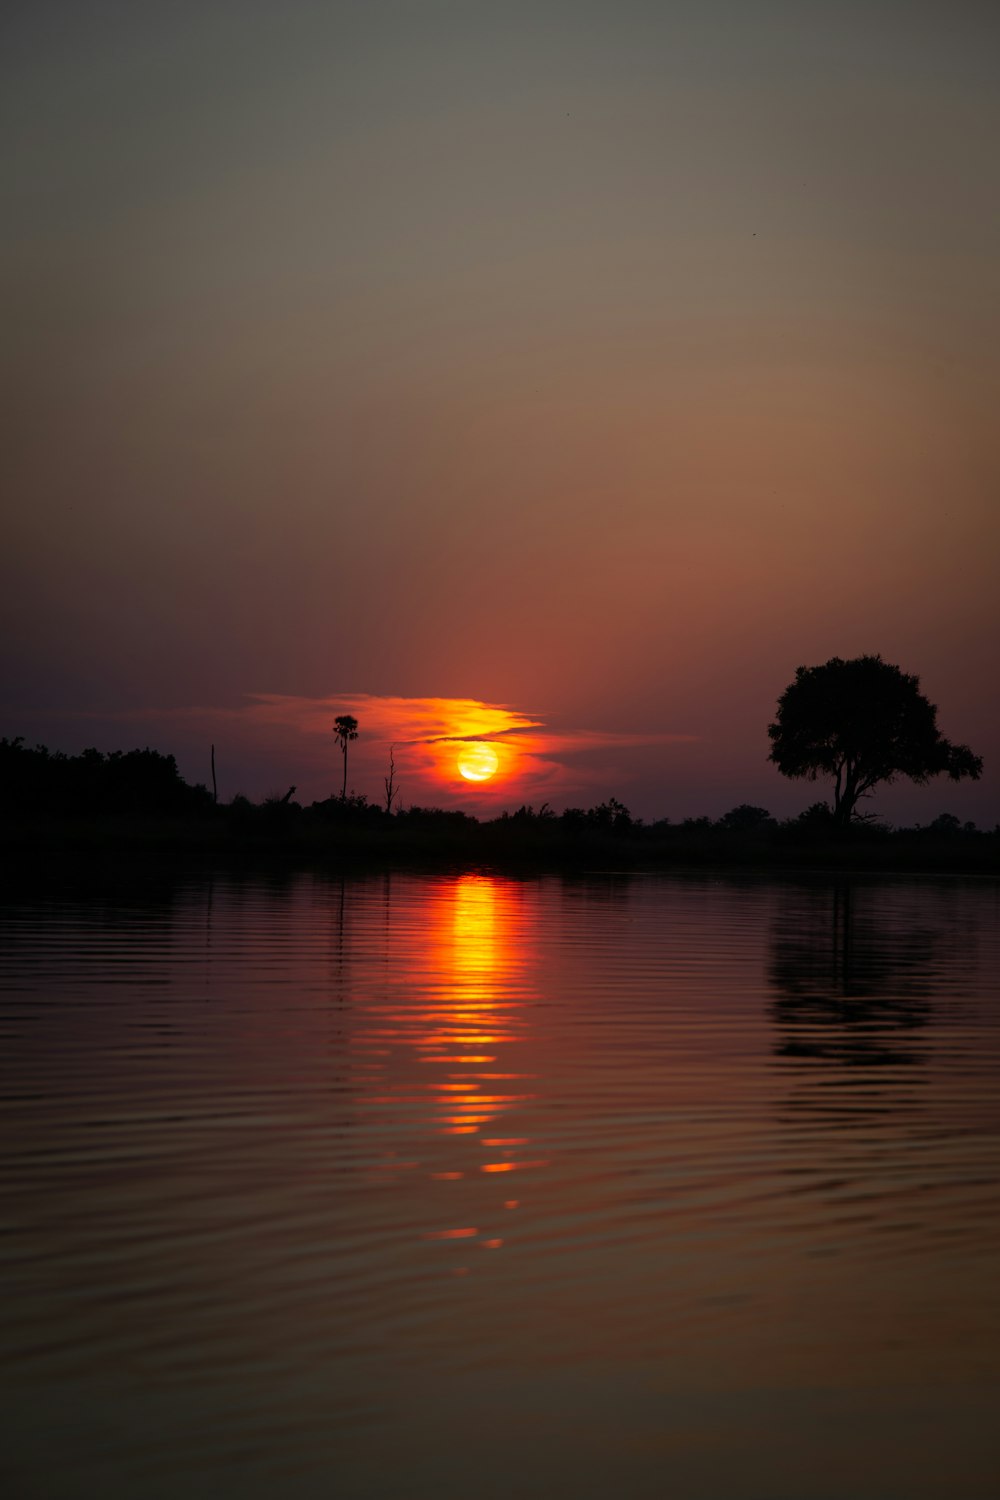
left=0, top=737, right=212, bottom=817
left=333, top=714, right=359, bottom=799
left=719, top=803, right=774, bottom=832
left=383, top=744, right=399, bottom=814
left=768, top=655, right=982, bottom=829
left=586, top=797, right=634, bottom=831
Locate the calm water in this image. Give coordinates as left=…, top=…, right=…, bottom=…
left=2, top=869, right=1000, bottom=1499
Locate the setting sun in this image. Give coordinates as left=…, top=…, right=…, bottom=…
left=457, top=742, right=500, bottom=782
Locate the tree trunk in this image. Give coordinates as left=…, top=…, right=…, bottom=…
left=835, top=779, right=858, bottom=828
left=384, top=745, right=397, bottom=813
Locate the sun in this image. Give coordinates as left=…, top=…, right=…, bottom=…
left=457, top=741, right=500, bottom=782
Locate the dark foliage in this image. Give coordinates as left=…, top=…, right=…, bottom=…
left=768, top=655, right=983, bottom=828
left=309, top=792, right=384, bottom=825
left=499, top=803, right=556, bottom=824
left=1, top=737, right=213, bottom=819
left=561, top=797, right=635, bottom=831
left=718, top=803, right=775, bottom=832
left=396, top=805, right=475, bottom=829
left=3, top=732, right=995, bottom=873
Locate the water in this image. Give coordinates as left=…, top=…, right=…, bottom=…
left=2, top=869, right=999, bottom=1498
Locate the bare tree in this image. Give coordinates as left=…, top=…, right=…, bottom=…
left=384, top=744, right=399, bottom=814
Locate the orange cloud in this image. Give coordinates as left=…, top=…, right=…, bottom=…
left=112, top=693, right=696, bottom=808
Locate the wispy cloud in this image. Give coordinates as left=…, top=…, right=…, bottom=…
left=108, top=693, right=696, bottom=806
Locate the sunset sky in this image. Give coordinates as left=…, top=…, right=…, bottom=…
left=4, top=1, right=998, bottom=820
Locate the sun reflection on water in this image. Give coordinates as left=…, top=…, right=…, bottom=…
left=351, top=875, right=540, bottom=1235
left=423, top=875, right=532, bottom=1136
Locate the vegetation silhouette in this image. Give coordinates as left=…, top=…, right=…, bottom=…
left=768, top=654, right=982, bottom=829
left=718, top=803, right=775, bottom=833
left=0, top=737, right=212, bottom=819
left=3, top=644, right=995, bottom=881
left=383, top=744, right=399, bottom=814
left=332, top=715, right=359, bottom=799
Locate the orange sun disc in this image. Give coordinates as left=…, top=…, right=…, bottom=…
left=457, top=742, right=500, bottom=782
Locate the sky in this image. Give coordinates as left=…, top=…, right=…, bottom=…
left=3, top=0, right=998, bottom=821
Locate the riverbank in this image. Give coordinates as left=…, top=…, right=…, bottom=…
left=3, top=813, right=999, bottom=877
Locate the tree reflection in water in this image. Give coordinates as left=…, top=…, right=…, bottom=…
left=768, top=881, right=973, bottom=1076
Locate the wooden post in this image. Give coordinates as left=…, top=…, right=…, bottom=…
left=211, top=744, right=217, bottom=805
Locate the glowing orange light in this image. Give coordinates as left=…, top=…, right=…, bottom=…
left=457, top=742, right=500, bottom=782
left=357, top=877, right=535, bottom=1153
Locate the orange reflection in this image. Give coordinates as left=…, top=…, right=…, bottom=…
left=452, top=874, right=501, bottom=985
left=351, top=874, right=535, bottom=1143
left=348, top=874, right=538, bottom=1260
left=427, top=875, right=531, bottom=1136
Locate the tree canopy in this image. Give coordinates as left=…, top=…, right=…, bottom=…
left=768, top=655, right=982, bottom=828
left=0, top=737, right=212, bottom=818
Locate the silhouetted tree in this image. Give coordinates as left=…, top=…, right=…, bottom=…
left=587, top=798, right=634, bottom=831
left=383, top=744, right=399, bottom=814
left=332, top=714, right=359, bottom=799
left=796, top=801, right=834, bottom=828
left=768, top=655, right=982, bottom=829
left=0, top=737, right=212, bottom=817
left=719, top=803, right=774, bottom=832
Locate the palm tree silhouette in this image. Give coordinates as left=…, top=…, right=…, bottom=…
left=333, top=715, right=359, bottom=799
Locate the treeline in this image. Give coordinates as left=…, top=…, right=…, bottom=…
left=241, top=791, right=989, bottom=840
left=227, top=794, right=997, bottom=870
left=0, top=738, right=213, bottom=818
left=3, top=738, right=995, bottom=869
